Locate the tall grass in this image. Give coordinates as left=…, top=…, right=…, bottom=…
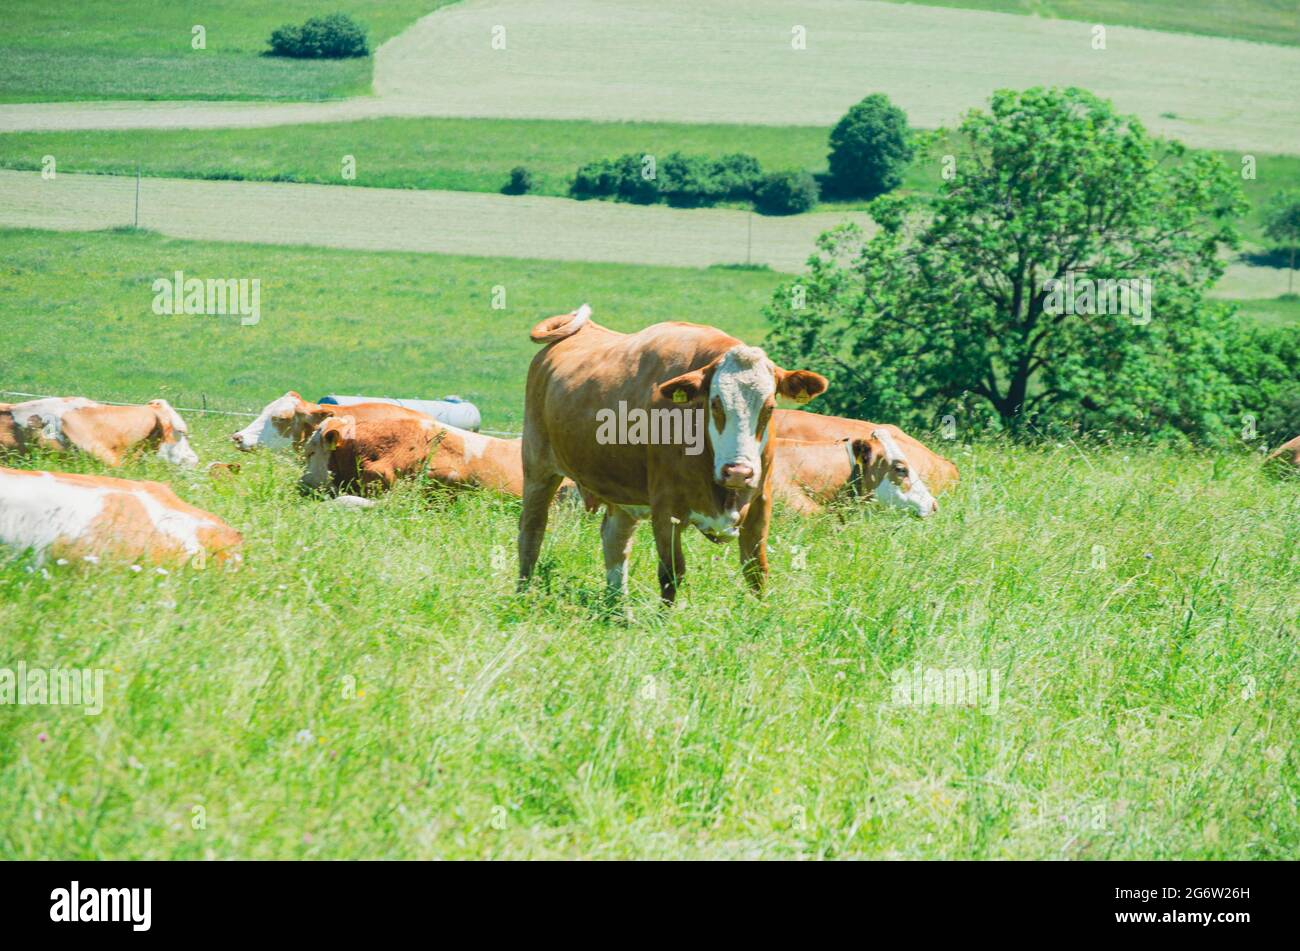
left=0, top=418, right=1295, bottom=858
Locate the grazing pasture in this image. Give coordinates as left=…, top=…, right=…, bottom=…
left=0, top=408, right=1295, bottom=859
left=0, top=227, right=1296, bottom=858
left=0, top=1, right=447, bottom=103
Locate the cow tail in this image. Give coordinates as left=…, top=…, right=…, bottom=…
left=529, top=303, right=592, bottom=344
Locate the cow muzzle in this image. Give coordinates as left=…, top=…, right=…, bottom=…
left=718, top=463, right=755, bottom=490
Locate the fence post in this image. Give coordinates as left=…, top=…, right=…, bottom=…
left=134, top=164, right=140, bottom=229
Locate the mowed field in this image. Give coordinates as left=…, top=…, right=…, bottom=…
left=1, top=230, right=1296, bottom=860
left=0, top=1, right=448, bottom=103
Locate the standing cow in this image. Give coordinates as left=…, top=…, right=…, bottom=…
left=519, top=305, right=828, bottom=602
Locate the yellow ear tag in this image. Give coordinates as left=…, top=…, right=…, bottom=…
left=794, top=391, right=811, bottom=404
left=672, top=390, right=687, bottom=404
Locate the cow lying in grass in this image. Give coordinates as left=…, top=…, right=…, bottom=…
left=770, top=434, right=939, bottom=516
left=230, top=391, right=425, bottom=452
left=298, top=413, right=542, bottom=497
left=0, top=467, right=242, bottom=567
left=772, top=409, right=959, bottom=497
left=0, top=397, right=199, bottom=468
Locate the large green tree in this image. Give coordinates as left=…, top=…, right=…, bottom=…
left=767, top=87, right=1247, bottom=442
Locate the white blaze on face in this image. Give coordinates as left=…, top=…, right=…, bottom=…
left=871, top=429, right=937, bottom=517
left=707, top=345, right=775, bottom=487
left=300, top=428, right=334, bottom=490
left=151, top=400, right=199, bottom=468
left=232, top=392, right=299, bottom=451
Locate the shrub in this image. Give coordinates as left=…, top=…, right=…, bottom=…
left=754, top=170, right=819, bottom=215
left=826, top=93, right=914, bottom=200
left=660, top=152, right=727, bottom=208
left=1226, top=322, right=1300, bottom=448
left=713, top=153, right=763, bottom=201
left=269, top=13, right=369, bottom=59
left=570, top=159, right=617, bottom=199
left=501, top=166, right=535, bottom=195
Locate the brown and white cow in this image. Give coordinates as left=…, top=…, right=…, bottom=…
left=770, top=434, right=940, bottom=516
left=0, top=467, right=242, bottom=566
left=0, top=397, right=199, bottom=468
left=230, top=392, right=427, bottom=452
left=299, top=413, right=536, bottom=497
left=519, top=305, right=828, bottom=602
left=773, top=409, right=957, bottom=508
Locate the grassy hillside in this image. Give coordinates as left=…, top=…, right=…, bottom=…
left=882, top=0, right=1300, bottom=47
left=2, top=119, right=1294, bottom=244
left=0, top=229, right=779, bottom=427
left=0, top=1, right=447, bottom=102
left=0, top=227, right=1295, bottom=859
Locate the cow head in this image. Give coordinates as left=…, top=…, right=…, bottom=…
left=232, top=392, right=331, bottom=452
left=852, top=430, right=937, bottom=517
left=300, top=415, right=355, bottom=492
left=658, top=345, right=828, bottom=505
left=148, top=399, right=200, bottom=468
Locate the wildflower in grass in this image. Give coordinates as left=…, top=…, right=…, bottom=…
left=295, top=729, right=314, bottom=745
left=37, top=732, right=47, bottom=743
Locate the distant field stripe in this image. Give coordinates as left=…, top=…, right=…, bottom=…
left=0, top=169, right=872, bottom=272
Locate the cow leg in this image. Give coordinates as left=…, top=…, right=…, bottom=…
left=601, top=506, right=639, bottom=599
left=517, top=471, right=564, bottom=589
left=651, top=510, right=686, bottom=605
left=739, top=488, right=772, bottom=595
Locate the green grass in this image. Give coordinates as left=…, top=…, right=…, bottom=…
left=0, top=228, right=779, bottom=427
left=881, top=0, right=1300, bottom=47
left=1, top=119, right=1293, bottom=243
left=0, top=227, right=1296, bottom=859
left=1, top=408, right=1295, bottom=859
left=1233, top=294, right=1300, bottom=329
left=0, top=1, right=447, bottom=102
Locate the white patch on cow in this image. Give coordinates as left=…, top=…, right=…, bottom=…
left=689, top=509, right=741, bottom=539
left=6, top=397, right=95, bottom=445
left=457, top=428, right=490, bottom=462
left=707, top=345, right=775, bottom=486
left=232, top=392, right=299, bottom=451
left=872, top=429, right=937, bottom=517
left=300, top=427, right=334, bottom=490
left=0, top=470, right=220, bottom=562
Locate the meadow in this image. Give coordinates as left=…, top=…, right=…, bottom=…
left=0, top=0, right=447, bottom=103
left=0, top=227, right=1296, bottom=859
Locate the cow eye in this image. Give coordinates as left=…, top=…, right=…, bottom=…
left=756, top=405, right=772, bottom=438
left=892, top=461, right=908, bottom=474
left=711, top=397, right=726, bottom=431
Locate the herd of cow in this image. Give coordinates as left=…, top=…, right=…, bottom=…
left=2, top=306, right=1294, bottom=601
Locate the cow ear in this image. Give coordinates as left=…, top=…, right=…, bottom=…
left=658, top=367, right=708, bottom=405
left=775, top=368, right=829, bottom=404
left=321, top=417, right=353, bottom=452
left=150, top=403, right=175, bottom=442
left=850, top=437, right=880, bottom=468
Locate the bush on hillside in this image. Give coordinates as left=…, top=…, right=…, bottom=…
left=501, top=166, right=535, bottom=195
left=268, top=13, right=369, bottom=59
left=570, top=152, right=770, bottom=209
left=826, top=93, right=914, bottom=200
left=754, top=169, right=819, bottom=215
